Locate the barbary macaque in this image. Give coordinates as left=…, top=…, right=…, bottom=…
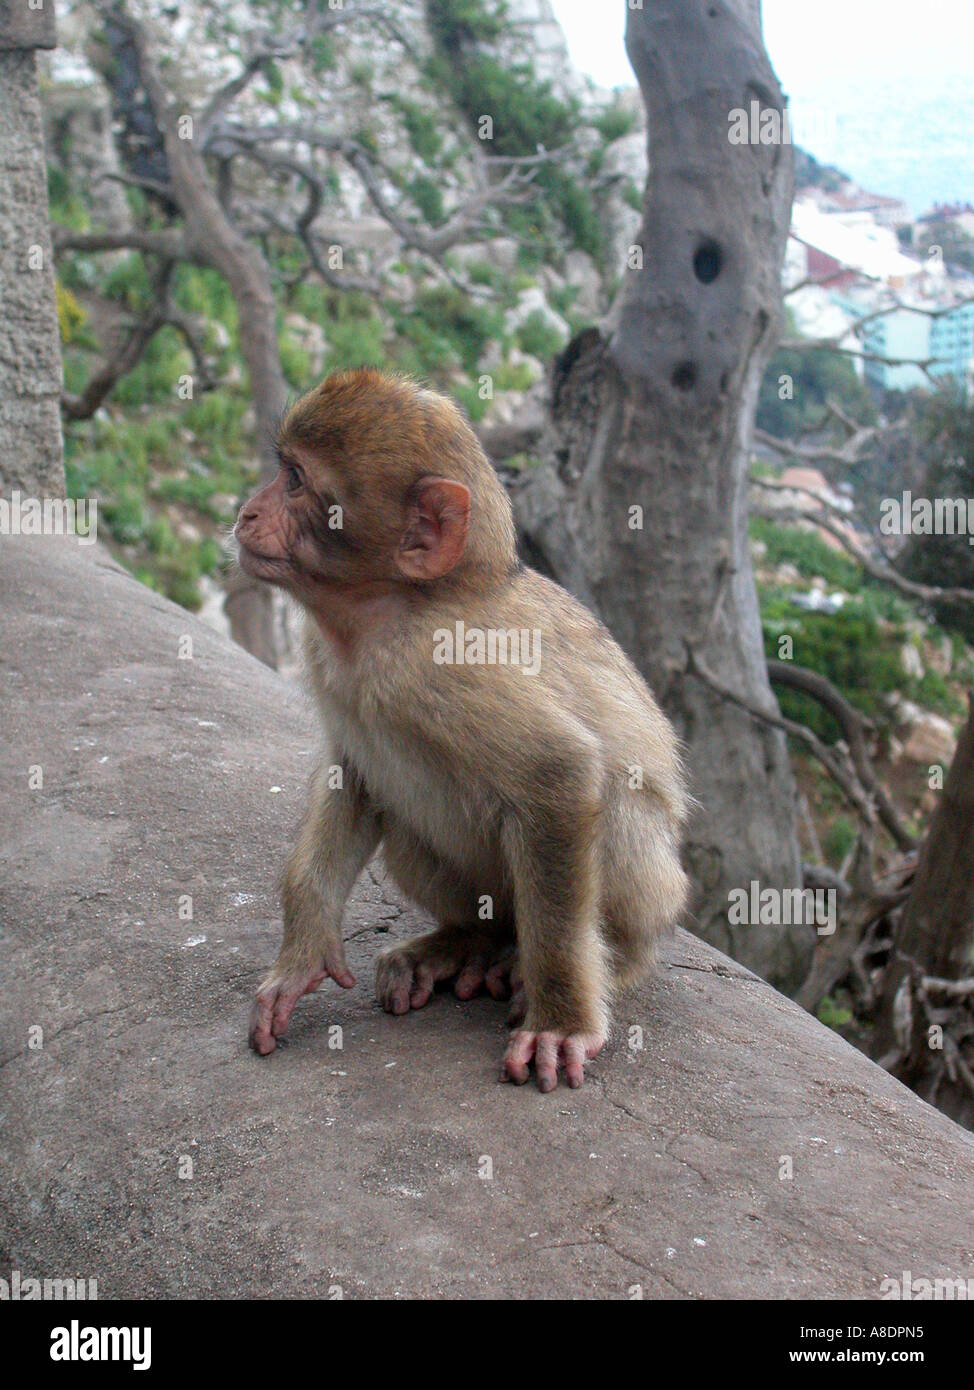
left=235, top=369, right=688, bottom=1091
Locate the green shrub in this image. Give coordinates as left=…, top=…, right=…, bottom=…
left=816, top=995, right=853, bottom=1030
left=594, top=99, right=637, bottom=143
left=405, top=287, right=504, bottom=372
left=452, top=379, right=491, bottom=422
left=426, top=0, right=508, bottom=50
left=516, top=309, right=564, bottom=361
left=56, top=282, right=89, bottom=344
left=822, top=815, right=857, bottom=866
left=408, top=175, right=446, bottom=226
left=393, top=97, right=444, bottom=163
left=750, top=516, right=862, bottom=592
left=759, top=587, right=960, bottom=735
left=113, top=327, right=189, bottom=405
left=310, top=34, right=337, bottom=73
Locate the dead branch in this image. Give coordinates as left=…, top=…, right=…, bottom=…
left=754, top=425, right=880, bottom=470
left=767, top=659, right=916, bottom=851
left=751, top=487, right=974, bottom=608
left=51, top=228, right=192, bottom=260
left=685, top=644, right=877, bottom=825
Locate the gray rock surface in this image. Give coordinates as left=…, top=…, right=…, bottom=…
left=1, top=534, right=973, bottom=1299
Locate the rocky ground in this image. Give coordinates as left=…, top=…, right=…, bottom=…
left=2, top=533, right=973, bottom=1298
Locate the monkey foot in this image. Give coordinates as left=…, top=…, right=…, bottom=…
left=376, top=932, right=518, bottom=1015
left=502, top=1029, right=606, bottom=1093
left=249, top=958, right=355, bottom=1056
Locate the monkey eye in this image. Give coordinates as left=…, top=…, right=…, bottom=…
left=284, top=464, right=304, bottom=495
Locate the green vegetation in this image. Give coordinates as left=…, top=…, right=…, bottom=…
left=816, top=995, right=853, bottom=1030
left=515, top=308, right=564, bottom=360
left=757, top=316, right=877, bottom=439
left=759, top=583, right=962, bottom=739
left=408, top=174, right=446, bottom=226
left=751, top=516, right=862, bottom=593
left=397, top=286, right=505, bottom=373
left=388, top=96, right=444, bottom=163
left=821, top=816, right=857, bottom=866
left=593, top=98, right=637, bottom=143
left=425, top=0, right=603, bottom=260
left=916, top=220, right=974, bottom=276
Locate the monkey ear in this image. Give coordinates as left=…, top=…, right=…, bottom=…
left=397, top=476, right=471, bottom=580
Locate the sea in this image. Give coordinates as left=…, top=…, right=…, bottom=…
left=785, top=73, right=973, bottom=217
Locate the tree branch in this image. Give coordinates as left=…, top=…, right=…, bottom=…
left=685, top=645, right=877, bottom=826
left=767, top=659, right=916, bottom=850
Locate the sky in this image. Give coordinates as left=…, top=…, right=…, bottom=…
left=549, top=0, right=974, bottom=214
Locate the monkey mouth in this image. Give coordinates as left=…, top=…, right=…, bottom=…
left=237, top=543, right=290, bottom=578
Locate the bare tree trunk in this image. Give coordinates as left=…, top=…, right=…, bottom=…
left=120, top=12, right=288, bottom=666
left=514, top=0, right=808, bottom=988
left=0, top=9, right=64, bottom=499
left=875, top=697, right=974, bottom=1091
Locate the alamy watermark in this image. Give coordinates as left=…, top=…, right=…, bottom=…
left=880, top=1270, right=973, bottom=1300
left=50, top=1320, right=151, bottom=1370
left=1, top=1269, right=97, bottom=1299
left=433, top=621, right=542, bottom=676
left=728, top=881, right=838, bottom=936
left=880, top=491, right=974, bottom=546
left=0, top=491, right=97, bottom=545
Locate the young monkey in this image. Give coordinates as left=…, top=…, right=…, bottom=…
left=236, top=369, right=689, bottom=1092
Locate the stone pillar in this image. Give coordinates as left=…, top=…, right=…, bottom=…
left=0, top=1, right=64, bottom=497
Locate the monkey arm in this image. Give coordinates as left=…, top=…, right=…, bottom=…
left=250, top=759, right=380, bottom=1055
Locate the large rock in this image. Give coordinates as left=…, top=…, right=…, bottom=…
left=1, top=534, right=973, bottom=1299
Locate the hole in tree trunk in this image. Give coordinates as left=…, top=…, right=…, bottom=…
left=694, top=240, right=723, bottom=284
left=671, top=361, right=697, bottom=392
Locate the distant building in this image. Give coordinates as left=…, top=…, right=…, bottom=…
left=787, top=195, right=974, bottom=394
left=860, top=293, right=974, bottom=393
left=918, top=202, right=974, bottom=238
left=788, top=199, right=921, bottom=290
left=813, top=186, right=913, bottom=231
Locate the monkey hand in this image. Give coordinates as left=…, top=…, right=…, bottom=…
left=503, top=1028, right=606, bottom=1093
left=249, top=947, right=355, bottom=1056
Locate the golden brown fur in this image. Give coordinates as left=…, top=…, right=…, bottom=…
left=237, top=369, right=688, bottom=1091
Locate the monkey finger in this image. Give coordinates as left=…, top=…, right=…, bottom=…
left=321, top=944, right=355, bottom=990
left=269, top=988, right=307, bottom=1038
left=249, top=994, right=279, bottom=1056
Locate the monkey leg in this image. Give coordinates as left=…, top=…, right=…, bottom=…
left=499, top=791, right=610, bottom=1091
left=375, top=923, right=514, bottom=1015
left=601, top=796, right=690, bottom=988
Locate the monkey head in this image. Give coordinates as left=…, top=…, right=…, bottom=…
left=234, top=369, right=517, bottom=611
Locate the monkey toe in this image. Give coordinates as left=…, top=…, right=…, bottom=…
left=484, top=947, right=520, bottom=1001
left=506, top=986, right=527, bottom=1027
left=453, top=956, right=487, bottom=1000
left=502, top=1029, right=605, bottom=1092
left=376, top=948, right=427, bottom=1014
left=377, top=937, right=498, bottom=1013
